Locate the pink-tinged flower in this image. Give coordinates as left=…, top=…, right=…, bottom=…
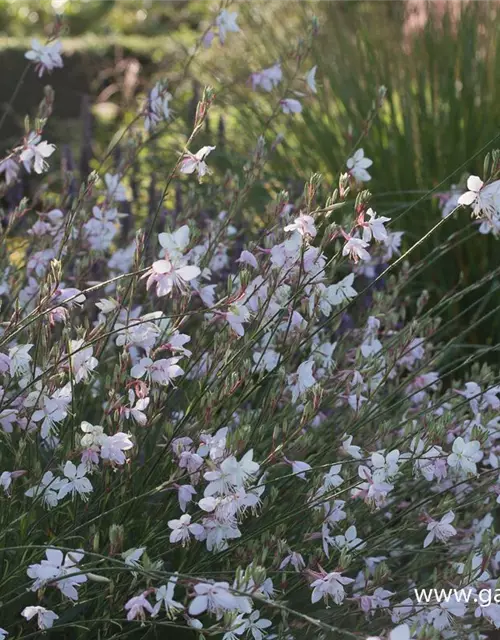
left=22, top=606, right=59, bottom=630
left=131, top=356, right=184, bottom=386
left=237, top=250, right=258, bottom=269
left=145, top=258, right=200, bottom=297
left=25, top=39, right=63, bottom=76
left=342, top=236, right=370, bottom=263
left=284, top=214, right=317, bottom=238
left=215, top=9, right=240, bottom=44
left=250, top=63, right=282, bottom=91
left=310, top=570, right=354, bottom=605
left=280, top=98, right=302, bottom=114
left=19, top=133, right=55, bottom=174
left=346, top=148, right=373, bottom=182
left=180, top=146, right=216, bottom=179
left=100, top=432, right=134, bottom=465
left=168, top=513, right=205, bottom=545
left=124, top=592, right=155, bottom=621
left=188, top=581, right=242, bottom=616
left=423, top=511, right=456, bottom=548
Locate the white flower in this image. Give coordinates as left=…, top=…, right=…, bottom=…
left=145, top=258, right=200, bottom=297
left=204, top=450, right=260, bottom=496
left=284, top=214, right=316, bottom=238
left=291, top=460, right=312, bottom=480
left=25, top=471, right=63, bottom=508
left=306, top=65, right=317, bottom=93
left=19, top=133, right=55, bottom=174
left=144, top=82, right=172, bottom=131
left=346, top=148, right=373, bottom=182
left=223, top=302, right=251, bottom=337
left=0, top=627, right=7, bottom=640
left=178, top=484, right=197, bottom=512
left=325, top=273, right=357, bottom=306
left=180, top=146, right=216, bottom=179
left=27, top=548, right=87, bottom=601
left=371, top=450, right=400, bottom=482
left=0, top=471, right=13, bottom=494
left=25, top=38, right=63, bottom=76
left=279, top=551, right=305, bottom=572
left=310, top=571, right=354, bottom=605
left=423, top=511, right=457, bottom=548
left=250, top=63, right=282, bottom=92
left=245, top=610, right=272, bottom=640
left=361, top=208, right=390, bottom=243
left=216, top=9, right=240, bottom=44
left=389, top=625, right=412, bottom=640
left=168, top=513, right=205, bottom=545
left=322, top=464, right=343, bottom=489
left=123, top=547, right=145, bottom=567
left=100, top=432, right=134, bottom=465
left=104, top=173, right=127, bottom=201
left=8, top=344, right=33, bottom=377
left=427, top=595, right=466, bottom=630
left=341, top=434, right=362, bottom=459
left=131, top=356, right=184, bottom=386
left=334, top=524, right=365, bottom=551
left=447, top=437, right=482, bottom=475
left=237, top=249, right=258, bottom=269
left=159, top=225, right=190, bottom=261
left=287, top=360, right=316, bottom=402
left=58, top=461, right=93, bottom=501
left=22, top=606, right=59, bottom=630
left=188, top=581, right=244, bottom=616
left=153, top=576, right=184, bottom=618
left=280, top=98, right=302, bottom=114
left=0, top=409, right=17, bottom=433
left=458, top=175, right=500, bottom=219
left=124, top=392, right=150, bottom=426
left=342, top=237, right=370, bottom=263
left=32, top=394, right=68, bottom=440
left=69, top=339, right=98, bottom=383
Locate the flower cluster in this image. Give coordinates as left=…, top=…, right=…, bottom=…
left=1, top=11, right=500, bottom=640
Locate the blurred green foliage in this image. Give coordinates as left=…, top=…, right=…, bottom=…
left=0, top=0, right=209, bottom=38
